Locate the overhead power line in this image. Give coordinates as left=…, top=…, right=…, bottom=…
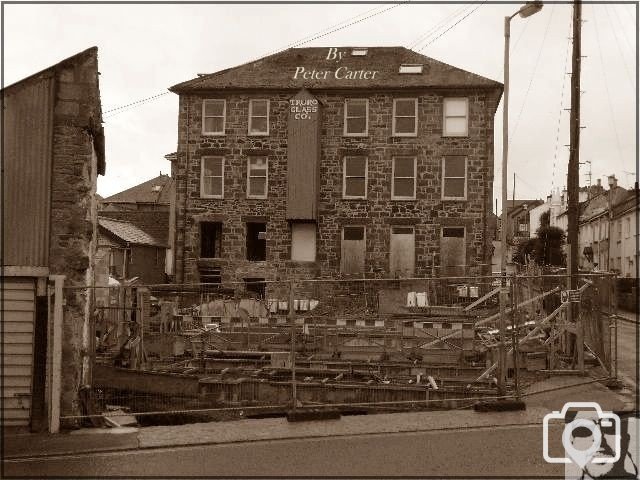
left=509, top=4, right=555, bottom=146
left=407, top=3, right=474, bottom=51
left=551, top=16, right=573, bottom=192
left=417, top=1, right=486, bottom=53
left=103, top=3, right=409, bottom=120
left=592, top=4, right=625, bottom=165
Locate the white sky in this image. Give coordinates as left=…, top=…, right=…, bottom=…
left=3, top=1, right=637, bottom=210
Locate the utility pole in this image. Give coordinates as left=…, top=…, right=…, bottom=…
left=567, top=0, right=584, bottom=373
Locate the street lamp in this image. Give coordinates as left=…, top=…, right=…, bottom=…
left=498, top=0, right=543, bottom=395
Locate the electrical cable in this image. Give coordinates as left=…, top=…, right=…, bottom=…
left=603, top=4, right=634, bottom=89
left=408, top=3, right=474, bottom=51
left=551, top=16, right=573, bottom=193
left=103, top=3, right=409, bottom=119
left=509, top=4, right=555, bottom=147
left=592, top=4, right=625, bottom=166
left=417, top=1, right=487, bottom=53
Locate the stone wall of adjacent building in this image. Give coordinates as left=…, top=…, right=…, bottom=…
left=48, top=49, right=103, bottom=419
left=173, top=88, right=500, bottom=291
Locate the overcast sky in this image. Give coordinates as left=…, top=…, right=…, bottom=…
left=3, top=1, right=637, bottom=210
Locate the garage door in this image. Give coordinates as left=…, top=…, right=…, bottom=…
left=1, top=277, right=35, bottom=427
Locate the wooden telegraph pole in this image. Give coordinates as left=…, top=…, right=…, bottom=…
left=567, top=0, right=584, bottom=373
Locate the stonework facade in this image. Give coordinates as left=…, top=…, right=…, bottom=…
left=169, top=47, right=502, bottom=289
left=2, top=47, right=104, bottom=428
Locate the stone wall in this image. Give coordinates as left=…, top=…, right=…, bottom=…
left=173, top=88, right=500, bottom=287
left=48, top=49, right=103, bottom=419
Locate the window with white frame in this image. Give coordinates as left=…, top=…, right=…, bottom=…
left=248, top=99, right=269, bottom=135
left=343, top=156, right=367, bottom=199
left=247, top=157, right=268, bottom=198
left=201, top=156, right=224, bottom=198
left=441, top=156, right=467, bottom=200
left=625, top=217, right=631, bottom=238
left=392, top=156, right=416, bottom=200
left=344, top=99, right=368, bottom=136
left=392, top=98, right=418, bottom=136
left=202, top=99, right=226, bottom=135
left=443, top=98, right=468, bottom=137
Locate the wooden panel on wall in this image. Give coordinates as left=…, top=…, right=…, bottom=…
left=286, top=89, right=321, bottom=220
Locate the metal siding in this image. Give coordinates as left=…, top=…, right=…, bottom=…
left=286, top=90, right=321, bottom=220
left=2, top=77, right=54, bottom=267
left=1, top=278, right=35, bottom=427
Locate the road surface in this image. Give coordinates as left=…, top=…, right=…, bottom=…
left=4, top=424, right=566, bottom=477
left=616, top=310, right=638, bottom=390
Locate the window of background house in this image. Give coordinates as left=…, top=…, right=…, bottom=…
left=392, top=156, right=416, bottom=200
left=618, top=221, right=622, bottom=241
left=393, top=98, right=418, bottom=136
left=201, top=156, right=224, bottom=198
left=247, top=157, right=268, bottom=198
left=248, top=99, right=269, bottom=135
left=202, top=99, right=226, bottom=135
left=343, top=156, right=367, bottom=199
left=291, top=223, right=316, bottom=261
left=201, top=222, right=222, bottom=258
left=246, top=222, right=267, bottom=261
left=441, top=156, right=467, bottom=200
left=344, top=99, right=368, bottom=136
left=341, top=226, right=365, bottom=274
left=443, top=98, right=468, bottom=136
left=625, top=218, right=631, bottom=238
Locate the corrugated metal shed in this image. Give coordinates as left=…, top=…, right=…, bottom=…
left=2, top=75, right=55, bottom=267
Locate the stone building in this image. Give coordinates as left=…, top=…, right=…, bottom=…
left=1, top=47, right=104, bottom=430
left=168, top=47, right=503, bottom=290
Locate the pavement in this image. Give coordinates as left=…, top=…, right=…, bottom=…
left=4, top=375, right=634, bottom=462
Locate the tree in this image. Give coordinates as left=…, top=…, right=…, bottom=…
left=514, top=210, right=566, bottom=266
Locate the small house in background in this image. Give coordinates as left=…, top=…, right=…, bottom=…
left=96, top=217, right=168, bottom=287
left=98, top=173, right=173, bottom=281
left=1, top=47, right=104, bottom=431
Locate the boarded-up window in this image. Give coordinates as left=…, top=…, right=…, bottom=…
left=249, top=99, right=269, bottom=135
left=201, top=222, right=222, bottom=258
left=390, top=226, right=415, bottom=277
left=393, top=98, right=418, bottom=136
left=291, top=223, right=316, bottom=261
left=247, top=157, right=268, bottom=198
left=344, top=99, right=368, bottom=136
left=202, top=99, right=225, bottom=135
left=392, top=156, right=416, bottom=199
left=441, top=227, right=465, bottom=277
left=341, top=226, right=365, bottom=275
left=201, top=156, right=224, bottom=198
left=442, top=156, right=466, bottom=200
left=343, top=156, right=367, bottom=198
left=246, top=222, right=266, bottom=261
left=443, top=98, right=468, bottom=136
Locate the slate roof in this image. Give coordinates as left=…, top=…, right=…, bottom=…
left=170, top=47, right=503, bottom=92
left=102, top=174, right=172, bottom=205
left=98, top=217, right=167, bottom=247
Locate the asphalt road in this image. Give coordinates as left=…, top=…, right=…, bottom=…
left=4, top=424, right=566, bottom=477
left=616, top=310, right=639, bottom=389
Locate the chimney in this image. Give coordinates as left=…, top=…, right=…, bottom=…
left=607, top=175, right=617, bottom=189
left=596, top=178, right=601, bottom=187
